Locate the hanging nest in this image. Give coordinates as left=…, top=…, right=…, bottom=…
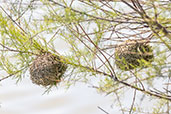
left=115, top=40, right=154, bottom=71
left=29, top=52, right=67, bottom=87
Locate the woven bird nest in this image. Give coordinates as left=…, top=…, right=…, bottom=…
left=29, top=52, right=67, bottom=86
left=115, top=40, right=154, bottom=71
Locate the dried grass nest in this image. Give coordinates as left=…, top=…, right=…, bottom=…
left=29, top=52, right=67, bottom=86
left=115, top=40, right=154, bottom=71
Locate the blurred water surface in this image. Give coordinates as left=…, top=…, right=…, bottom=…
left=0, top=75, right=116, bottom=114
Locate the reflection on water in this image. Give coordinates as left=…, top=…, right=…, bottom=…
left=0, top=76, right=115, bottom=114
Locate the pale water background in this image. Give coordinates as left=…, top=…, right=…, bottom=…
left=0, top=76, right=115, bottom=114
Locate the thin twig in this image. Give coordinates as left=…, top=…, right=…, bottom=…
left=0, top=5, right=27, bottom=35
left=129, top=89, right=137, bottom=114
left=97, top=106, right=110, bottom=114
left=0, top=42, right=37, bottom=55
left=115, top=92, right=125, bottom=114
left=49, top=0, right=145, bottom=24
left=0, top=67, right=27, bottom=82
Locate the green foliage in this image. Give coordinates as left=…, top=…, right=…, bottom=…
left=0, top=0, right=170, bottom=113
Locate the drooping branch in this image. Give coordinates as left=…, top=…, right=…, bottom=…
left=64, top=59, right=171, bottom=101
